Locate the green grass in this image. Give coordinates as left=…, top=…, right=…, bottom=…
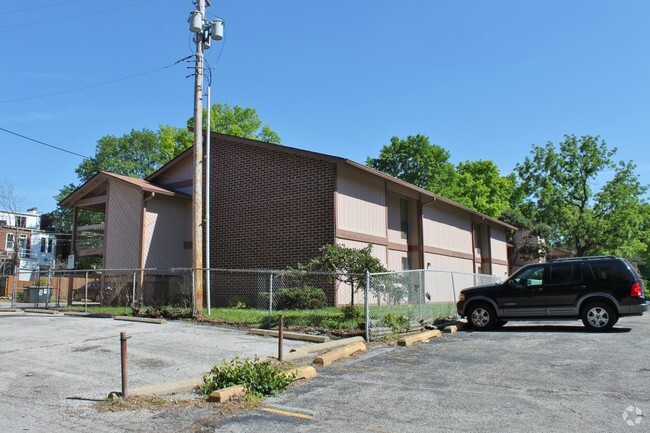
left=57, top=305, right=134, bottom=315
left=55, top=302, right=456, bottom=330
left=205, top=302, right=456, bottom=329
left=207, top=307, right=360, bottom=329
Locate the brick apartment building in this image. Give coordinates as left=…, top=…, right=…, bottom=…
left=60, top=132, right=516, bottom=305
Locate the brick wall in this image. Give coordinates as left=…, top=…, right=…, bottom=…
left=209, top=136, right=336, bottom=271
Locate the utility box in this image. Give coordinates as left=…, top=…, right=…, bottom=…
left=23, top=286, right=52, bottom=303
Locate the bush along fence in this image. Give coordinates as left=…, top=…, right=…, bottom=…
left=2, top=266, right=501, bottom=340
left=365, top=270, right=502, bottom=340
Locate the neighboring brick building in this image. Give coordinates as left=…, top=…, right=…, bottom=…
left=61, top=132, right=516, bottom=306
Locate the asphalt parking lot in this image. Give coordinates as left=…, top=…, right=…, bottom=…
left=221, top=315, right=650, bottom=433
left=1, top=311, right=649, bottom=432
left=0, top=311, right=309, bottom=433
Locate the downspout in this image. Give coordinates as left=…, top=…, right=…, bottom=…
left=205, top=85, right=211, bottom=316
left=471, top=219, right=476, bottom=273
left=419, top=197, right=435, bottom=270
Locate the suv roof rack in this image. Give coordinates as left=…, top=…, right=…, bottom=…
left=550, top=255, right=617, bottom=262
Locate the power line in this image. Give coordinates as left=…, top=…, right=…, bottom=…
left=0, top=127, right=89, bottom=159
left=0, top=0, right=159, bottom=29
left=0, top=0, right=79, bottom=15
left=0, top=55, right=193, bottom=104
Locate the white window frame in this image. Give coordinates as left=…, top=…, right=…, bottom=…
left=5, top=233, right=15, bottom=250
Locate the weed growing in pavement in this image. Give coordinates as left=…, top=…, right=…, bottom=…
left=201, top=356, right=295, bottom=397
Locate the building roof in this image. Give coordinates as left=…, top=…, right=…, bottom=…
left=147, top=132, right=517, bottom=230
left=59, top=171, right=191, bottom=208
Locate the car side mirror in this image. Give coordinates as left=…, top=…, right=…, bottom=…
left=508, top=279, right=515, bottom=288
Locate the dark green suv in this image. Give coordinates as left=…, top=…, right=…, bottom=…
left=457, top=256, right=648, bottom=331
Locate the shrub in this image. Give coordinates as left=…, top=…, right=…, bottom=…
left=201, top=356, right=294, bottom=397
left=340, top=305, right=363, bottom=321
left=276, top=286, right=328, bottom=310
left=227, top=296, right=249, bottom=309
left=382, top=313, right=410, bottom=332
left=15, top=291, right=24, bottom=302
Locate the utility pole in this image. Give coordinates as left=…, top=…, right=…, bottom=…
left=188, top=2, right=224, bottom=317
left=192, top=0, right=205, bottom=316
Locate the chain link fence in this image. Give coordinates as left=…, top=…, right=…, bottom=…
left=2, top=267, right=193, bottom=312
left=0, top=265, right=502, bottom=341
left=365, top=270, right=503, bottom=339
left=204, top=269, right=363, bottom=331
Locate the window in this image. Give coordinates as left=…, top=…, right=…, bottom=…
left=590, top=262, right=628, bottom=284
left=47, top=238, right=53, bottom=254
left=401, top=257, right=410, bottom=271
left=475, top=225, right=482, bottom=251
left=15, top=216, right=26, bottom=228
left=400, top=199, right=409, bottom=240
left=549, top=263, right=582, bottom=284
left=5, top=233, right=15, bottom=250
left=18, top=235, right=28, bottom=258
left=41, top=238, right=46, bottom=253
left=512, top=265, right=544, bottom=287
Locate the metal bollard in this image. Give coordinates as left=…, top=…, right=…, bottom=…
left=120, top=332, right=130, bottom=398
left=278, top=315, right=284, bottom=362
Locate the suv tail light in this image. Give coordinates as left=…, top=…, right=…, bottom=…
left=630, top=282, right=644, bottom=298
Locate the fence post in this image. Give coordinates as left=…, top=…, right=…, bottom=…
left=450, top=272, right=458, bottom=319
left=206, top=268, right=211, bottom=317
left=47, top=269, right=52, bottom=308
left=191, top=268, right=197, bottom=317
left=268, top=273, right=274, bottom=327
left=11, top=265, right=18, bottom=308
left=365, top=270, right=370, bottom=342
left=418, top=270, right=424, bottom=321
left=56, top=272, right=61, bottom=308
left=84, top=271, right=89, bottom=312
left=132, top=271, right=137, bottom=308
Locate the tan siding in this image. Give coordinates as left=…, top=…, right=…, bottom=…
left=152, top=156, right=193, bottom=195
left=492, top=264, right=509, bottom=279
left=422, top=203, right=472, bottom=253
left=490, top=226, right=508, bottom=262
left=387, top=192, right=418, bottom=245
left=104, top=181, right=142, bottom=269
left=142, top=196, right=191, bottom=269
left=335, top=237, right=386, bottom=306
left=422, top=254, right=472, bottom=303
left=388, top=249, right=408, bottom=271
left=425, top=253, right=473, bottom=274
left=336, top=167, right=386, bottom=238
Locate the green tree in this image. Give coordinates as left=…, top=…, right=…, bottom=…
left=54, top=103, right=280, bottom=235
left=298, top=244, right=387, bottom=306
left=367, top=135, right=455, bottom=194
left=446, top=160, right=514, bottom=218
left=187, top=103, right=281, bottom=144
left=516, top=134, right=648, bottom=257
left=74, top=126, right=191, bottom=183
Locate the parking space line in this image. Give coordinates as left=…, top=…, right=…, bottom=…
left=260, top=407, right=312, bottom=419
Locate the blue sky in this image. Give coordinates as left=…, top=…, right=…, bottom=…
left=1, top=0, right=649, bottom=212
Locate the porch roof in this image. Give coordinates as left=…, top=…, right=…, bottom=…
left=59, top=171, right=191, bottom=210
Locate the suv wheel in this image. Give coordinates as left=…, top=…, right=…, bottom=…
left=72, top=292, right=81, bottom=302
left=581, top=302, right=617, bottom=332
left=467, top=302, right=497, bottom=331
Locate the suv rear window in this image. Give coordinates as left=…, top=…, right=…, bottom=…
left=549, top=263, right=582, bottom=284
left=590, top=261, right=630, bottom=284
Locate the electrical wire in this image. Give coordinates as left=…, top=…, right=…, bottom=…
left=0, top=55, right=193, bottom=104
left=0, top=127, right=89, bottom=159
left=0, top=0, right=160, bottom=29
left=0, top=0, right=79, bottom=15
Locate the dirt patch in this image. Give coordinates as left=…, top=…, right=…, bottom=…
left=96, top=394, right=260, bottom=415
